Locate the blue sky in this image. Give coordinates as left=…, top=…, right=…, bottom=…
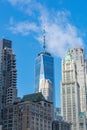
left=0, top=0, right=87, bottom=107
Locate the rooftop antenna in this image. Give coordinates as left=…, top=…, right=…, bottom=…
left=43, top=26, right=46, bottom=52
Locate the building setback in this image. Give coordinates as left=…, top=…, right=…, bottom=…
left=0, top=39, right=17, bottom=128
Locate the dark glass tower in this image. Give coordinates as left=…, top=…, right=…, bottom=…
left=35, top=51, right=54, bottom=102
left=35, top=30, right=54, bottom=103
left=35, top=52, right=54, bottom=90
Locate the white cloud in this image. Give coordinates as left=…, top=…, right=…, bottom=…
left=7, top=0, right=31, bottom=6
left=7, top=0, right=42, bottom=16
left=7, top=1, right=84, bottom=58
left=38, top=10, right=84, bottom=58
left=46, top=24, right=83, bottom=58
left=8, top=19, right=39, bottom=35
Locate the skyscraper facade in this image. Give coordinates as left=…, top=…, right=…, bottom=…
left=39, top=79, right=53, bottom=102
left=70, top=48, right=87, bottom=114
left=61, top=48, right=87, bottom=130
left=0, top=39, right=17, bottom=127
left=35, top=51, right=54, bottom=102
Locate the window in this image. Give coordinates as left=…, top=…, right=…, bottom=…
left=80, top=123, right=83, bottom=128
left=67, top=88, right=70, bottom=94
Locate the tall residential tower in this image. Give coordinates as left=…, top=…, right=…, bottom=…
left=0, top=39, right=17, bottom=126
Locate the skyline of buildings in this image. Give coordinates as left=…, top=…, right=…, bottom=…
left=0, top=38, right=55, bottom=130
left=0, top=38, right=87, bottom=130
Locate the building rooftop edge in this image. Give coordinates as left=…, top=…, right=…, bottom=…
left=38, top=51, right=51, bottom=56
left=1, top=38, right=12, bottom=43
left=21, top=92, right=53, bottom=104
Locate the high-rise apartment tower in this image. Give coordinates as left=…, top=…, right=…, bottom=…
left=0, top=39, right=17, bottom=126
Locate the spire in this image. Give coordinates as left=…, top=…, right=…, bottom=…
left=43, top=27, right=46, bottom=52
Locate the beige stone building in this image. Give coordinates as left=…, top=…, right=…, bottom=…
left=39, top=79, right=53, bottom=102
left=61, top=48, right=87, bottom=130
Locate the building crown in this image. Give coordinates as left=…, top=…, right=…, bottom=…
left=65, top=49, right=72, bottom=62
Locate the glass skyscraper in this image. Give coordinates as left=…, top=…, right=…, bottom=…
left=35, top=51, right=54, bottom=102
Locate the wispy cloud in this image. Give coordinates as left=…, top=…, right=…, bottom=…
left=39, top=10, right=84, bottom=58
left=7, top=0, right=84, bottom=58
left=7, top=0, right=31, bottom=6
left=7, top=0, right=43, bottom=16
left=8, top=19, right=38, bottom=35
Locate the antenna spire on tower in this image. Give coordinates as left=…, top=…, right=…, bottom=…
left=43, top=27, right=46, bottom=52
